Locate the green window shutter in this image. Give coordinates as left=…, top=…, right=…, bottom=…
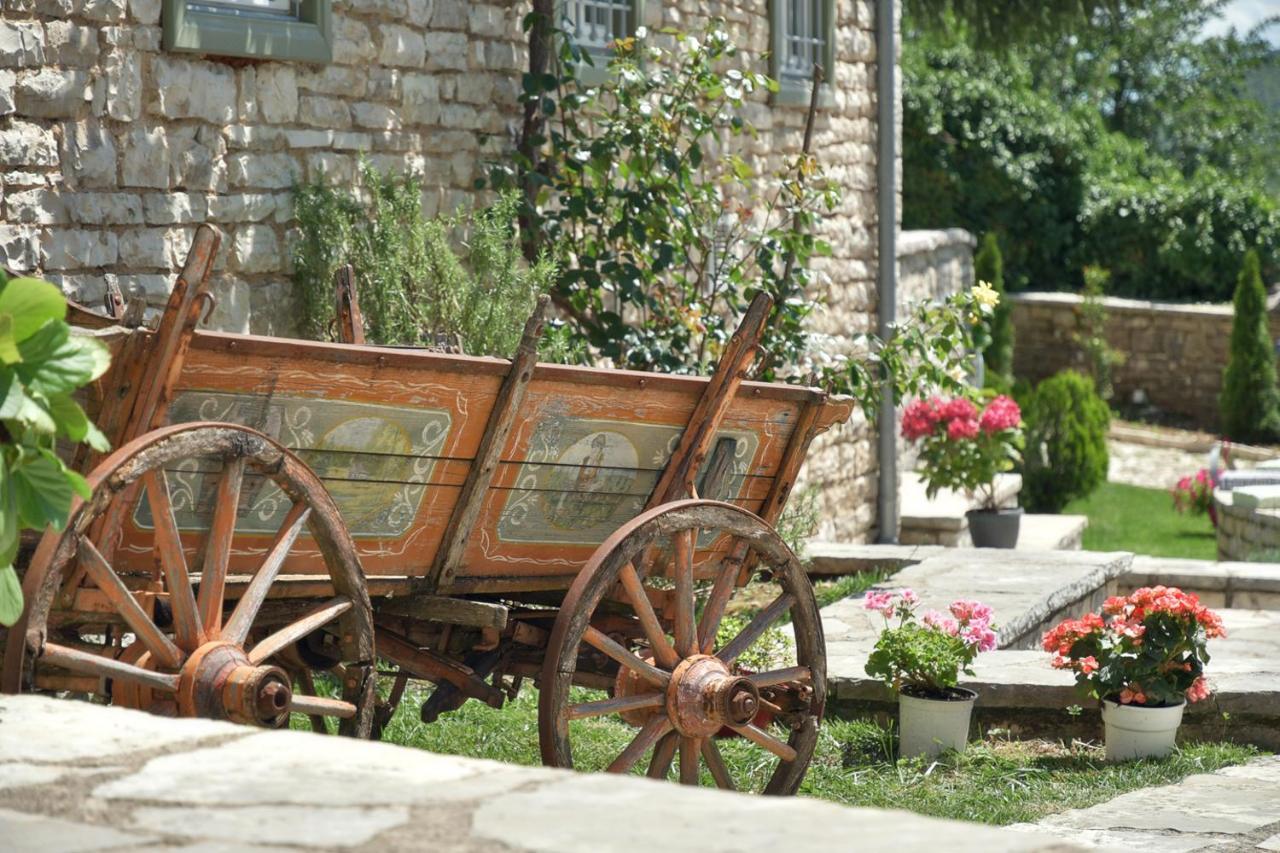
left=769, top=0, right=835, bottom=107
left=163, top=0, right=333, bottom=63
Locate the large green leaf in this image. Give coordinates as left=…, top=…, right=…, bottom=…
left=0, top=458, right=16, bottom=567
left=0, top=563, right=22, bottom=627
left=47, top=394, right=110, bottom=452
left=0, top=314, right=19, bottom=365
left=10, top=449, right=76, bottom=531
left=16, top=322, right=110, bottom=397
left=0, top=277, right=66, bottom=343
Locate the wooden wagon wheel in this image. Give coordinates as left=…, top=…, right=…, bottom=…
left=539, top=499, right=825, bottom=795
left=1, top=422, right=377, bottom=737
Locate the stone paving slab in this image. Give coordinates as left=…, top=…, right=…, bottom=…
left=1010, top=756, right=1280, bottom=851
left=1017, top=515, right=1087, bottom=551
left=0, top=696, right=1083, bottom=852
left=1124, top=556, right=1280, bottom=609
left=804, top=542, right=946, bottom=575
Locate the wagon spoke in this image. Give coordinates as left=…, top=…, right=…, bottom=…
left=568, top=692, right=664, bottom=721
left=647, top=731, right=678, bottom=779
left=618, top=561, right=679, bottom=669
left=144, top=470, right=202, bottom=651
left=295, top=667, right=329, bottom=733
left=196, top=456, right=245, bottom=636
left=697, top=550, right=744, bottom=654
left=222, top=503, right=311, bottom=646
left=701, top=738, right=736, bottom=790
left=607, top=715, right=673, bottom=774
left=290, top=694, right=356, bottom=720
left=730, top=723, right=798, bottom=762
left=679, top=736, right=700, bottom=785
left=40, top=641, right=179, bottom=694
left=248, top=596, right=352, bottom=665
left=673, top=529, right=696, bottom=658
left=747, top=665, right=812, bottom=690
left=76, top=538, right=184, bottom=670
left=583, top=626, right=671, bottom=689
left=716, top=593, right=794, bottom=665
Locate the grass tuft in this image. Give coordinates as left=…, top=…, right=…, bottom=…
left=1065, top=481, right=1217, bottom=560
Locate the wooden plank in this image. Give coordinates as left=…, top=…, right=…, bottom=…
left=76, top=538, right=183, bottom=670
left=333, top=264, right=365, bottom=345
left=374, top=595, right=508, bottom=630
left=646, top=293, right=773, bottom=506
left=427, top=296, right=549, bottom=590
left=40, top=641, right=180, bottom=693
left=374, top=629, right=506, bottom=707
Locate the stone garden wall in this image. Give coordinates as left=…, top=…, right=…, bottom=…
left=1216, top=492, right=1280, bottom=562
left=1010, top=292, right=1280, bottom=431
left=0, top=1, right=893, bottom=542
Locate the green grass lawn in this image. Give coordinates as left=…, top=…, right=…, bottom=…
left=1064, top=482, right=1218, bottom=560
left=360, top=684, right=1257, bottom=826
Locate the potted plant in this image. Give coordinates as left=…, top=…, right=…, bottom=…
left=901, top=394, right=1024, bottom=547
left=1042, top=586, right=1227, bottom=761
left=864, top=589, right=999, bottom=759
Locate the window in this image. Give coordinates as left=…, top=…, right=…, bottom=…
left=770, top=0, right=834, bottom=105
left=565, top=0, right=636, bottom=54
left=163, top=0, right=332, bottom=63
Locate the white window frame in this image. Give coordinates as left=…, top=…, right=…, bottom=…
left=769, top=0, right=835, bottom=106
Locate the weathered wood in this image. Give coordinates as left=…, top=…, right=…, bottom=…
left=333, top=265, right=365, bottom=345
left=747, top=666, right=812, bottom=689
left=39, top=641, right=179, bottom=693
left=374, top=595, right=508, bottom=630
left=617, top=562, right=678, bottom=669
left=672, top=529, right=696, bottom=658
left=248, top=596, right=352, bottom=665
left=679, top=736, right=700, bottom=785
left=583, top=626, right=670, bottom=689
left=701, top=738, right=735, bottom=790
left=427, top=295, right=549, bottom=590
left=197, top=456, right=245, bottom=636
left=221, top=503, right=312, bottom=645
left=375, top=629, right=506, bottom=708
left=717, top=593, right=794, bottom=665
left=606, top=715, right=672, bottom=774
left=646, top=292, right=773, bottom=507
left=290, top=693, right=357, bottom=719
left=568, top=691, right=664, bottom=720
left=730, top=722, right=797, bottom=762
left=647, top=731, right=678, bottom=779
left=143, top=469, right=203, bottom=651
left=76, top=538, right=183, bottom=670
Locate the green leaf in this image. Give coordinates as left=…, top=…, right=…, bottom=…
left=0, top=458, right=17, bottom=568
left=10, top=449, right=76, bottom=531
left=0, top=563, right=22, bottom=627
left=0, top=277, right=66, bottom=342
left=0, top=314, right=19, bottom=364
left=47, top=394, right=110, bottom=452
left=16, top=322, right=110, bottom=396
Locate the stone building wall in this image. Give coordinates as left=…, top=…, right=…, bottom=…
left=0, top=0, right=889, bottom=542
left=1010, top=293, right=1280, bottom=431
left=896, top=228, right=973, bottom=314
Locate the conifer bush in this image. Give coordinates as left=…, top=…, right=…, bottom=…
left=1021, top=370, right=1110, bottom=513
left=1220, top=250, right=1280, bottom=443
left=976, top=232, right=1013, bottom=390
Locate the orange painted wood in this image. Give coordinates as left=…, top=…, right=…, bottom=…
left=196, top=456, right=244, bottom=635
left=143, top=470, right=203, bottom=651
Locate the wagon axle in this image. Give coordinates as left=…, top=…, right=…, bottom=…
left=668, top=655, right=760, bottom=737
left=178, top=641, right=294, bottom=727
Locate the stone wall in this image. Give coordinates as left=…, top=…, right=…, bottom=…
left=0, top=1, right=890, bottom=542
left=1010, top=292, right=1280, bottom=431
left=1216, top=491, right=1280, bottom=562
left=896, top=227, right=973, bottom=314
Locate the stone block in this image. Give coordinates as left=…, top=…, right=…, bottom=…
left=306, top=152, right=354, bottom=183
left=425, top=31, right=468, bottom=70
left=104, top=48, right=141, bottom=121
left=82, top=0, right=127, bottom=21
left=430, top=0, right=466, bottom=29
left=332, top=17, right=375, bottom=65
left=0, top=120, right=57, bottom=167
left=204, top=274, right=251, bottom=334
left=469, top=5, right=510, bottom=38
left=297, top=65, right=365, bottom=97
left=66, top=192, right=144, bottom=225
left=142, top=192, right=206, bottom=224
left=0, top=224, right=39, bottom=271
left=41, top=229, right=118, bottom=269
left=227, top=153, right=297, bottom=190
left=150, top=57, right=236, bottom=123
left=378, top=24, right=426, bottom=67
left=7, top=188, right=66, bottom=224
left=229, top=225, right=280, bottom=273
left=121, top=126, right=171, bottom=189
left=299, top=95, right=351, bottom=129
left=207, top=193, right=275, bottom=223
left=0, top=69, right=13, bottom=115
left=255, top=64, right=298, bottom=123
left=45, top=20, right=98, bottom=66
left=0, top=21, right=44, bottom=68
left=351, top=102, right=400, bottom=130
left=15, top=67, right=90, bottom=117
left=61, top=120, right=117, bottom=189
left=130, top=0, right=160, bottom=24
left=117, top=227, right=167, bottom=267
left=170, top=126, right=227, bottom=192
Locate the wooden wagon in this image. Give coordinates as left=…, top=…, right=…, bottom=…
left=2, top=227, right=853, bottom=794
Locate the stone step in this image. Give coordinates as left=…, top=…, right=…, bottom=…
left=900, top=472, right=1021, bottom=546
left=1122, top=555, right=1280, bottom=609
left=1016, top=514, right=1088, bottom=551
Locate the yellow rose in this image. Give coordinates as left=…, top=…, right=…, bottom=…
left=972, top=280, right=999, bottom=309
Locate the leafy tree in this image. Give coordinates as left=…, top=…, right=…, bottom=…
left=975, top=233, right=1013, bottom=387
left=0, top=275, right=111, bottom=626
left=1221, top=250, right=1280, bottom=443
left=1021, top=371, right=1110, bottom=513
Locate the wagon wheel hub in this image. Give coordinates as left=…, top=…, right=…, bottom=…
left=666, top=655, right=760, bottom=738
left=177, top=641, right=293, bottom=728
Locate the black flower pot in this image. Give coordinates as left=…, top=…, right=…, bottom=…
left=966, top=507, right=1023, bottom=548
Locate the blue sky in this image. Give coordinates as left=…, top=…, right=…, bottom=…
left=1203, top=0, right=1280, bottom=45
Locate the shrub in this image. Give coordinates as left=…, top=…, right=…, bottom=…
left=975, top=233, right=1013, bottom=389
left=292, top=167, right=556, bottom=358
left=1021, top=371, right=1110, bottom=513
left=1072, top=266, right=1124, bottom=401
left=1220, top=250, right=1280, bottom=443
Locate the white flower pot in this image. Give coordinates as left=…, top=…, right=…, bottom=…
left=898, top=687, right=977, bottom=759
left=1101, top=699, right=1185, bottom=761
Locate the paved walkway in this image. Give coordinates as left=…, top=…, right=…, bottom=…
left=1012, top=756, right=1280, bottom=851
left=0, top=696, right=1079, bottom=852
left=1107, top=439, right=1206, bottom=490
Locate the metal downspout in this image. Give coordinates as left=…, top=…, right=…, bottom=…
left=875, top=0, right=899, bottom=543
